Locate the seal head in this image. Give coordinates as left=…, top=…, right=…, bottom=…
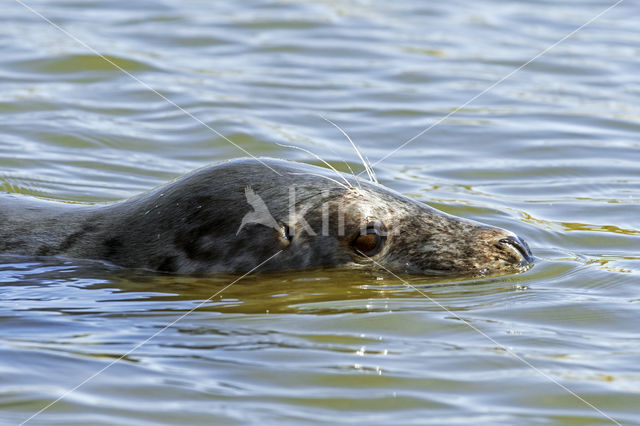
left=0, top=158, right=533, bottom=276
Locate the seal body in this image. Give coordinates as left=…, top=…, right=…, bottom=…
left=0, top=158, right=533, bottom=276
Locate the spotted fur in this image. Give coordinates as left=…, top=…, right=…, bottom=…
left=0, top=158, right=533, bottom=276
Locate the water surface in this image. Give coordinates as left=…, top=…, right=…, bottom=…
left=1, top=0, right=639, bottom=424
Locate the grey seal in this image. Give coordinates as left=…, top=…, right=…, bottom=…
left=0, top=158, right=533, bottom=276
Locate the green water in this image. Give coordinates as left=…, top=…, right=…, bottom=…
left=1, top=0, right=639, bottom=424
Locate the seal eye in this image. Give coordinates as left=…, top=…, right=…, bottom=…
left=352, top=222, right=386, bottom=257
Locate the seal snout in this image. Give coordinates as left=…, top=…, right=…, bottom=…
left=499, top=235, right=534, bottom=265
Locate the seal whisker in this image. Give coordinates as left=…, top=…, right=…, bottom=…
left=363, top=152, right=378, bottom=184
left=319, top=115, right=377, bottom=184
left=288, top=172, right=351, bottom=191
left=276, top=142, right=353, bottom=188
left=337, top=159, right=361, bottom=190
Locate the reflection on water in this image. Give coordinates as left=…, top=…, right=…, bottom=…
left=1, top=0, right=639, bottom=424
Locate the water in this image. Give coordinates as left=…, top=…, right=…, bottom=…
left=1, top=0, right=639, bottom=424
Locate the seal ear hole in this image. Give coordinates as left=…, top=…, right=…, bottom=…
left=278, top=223, right=293, bottom=247
left=352, top=221, right=386, bottom=257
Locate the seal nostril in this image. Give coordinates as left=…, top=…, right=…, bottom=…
left=499, top=236, right=534, bottom=263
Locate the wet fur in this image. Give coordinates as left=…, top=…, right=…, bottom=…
left=0, top=158, right=532, bottom=275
